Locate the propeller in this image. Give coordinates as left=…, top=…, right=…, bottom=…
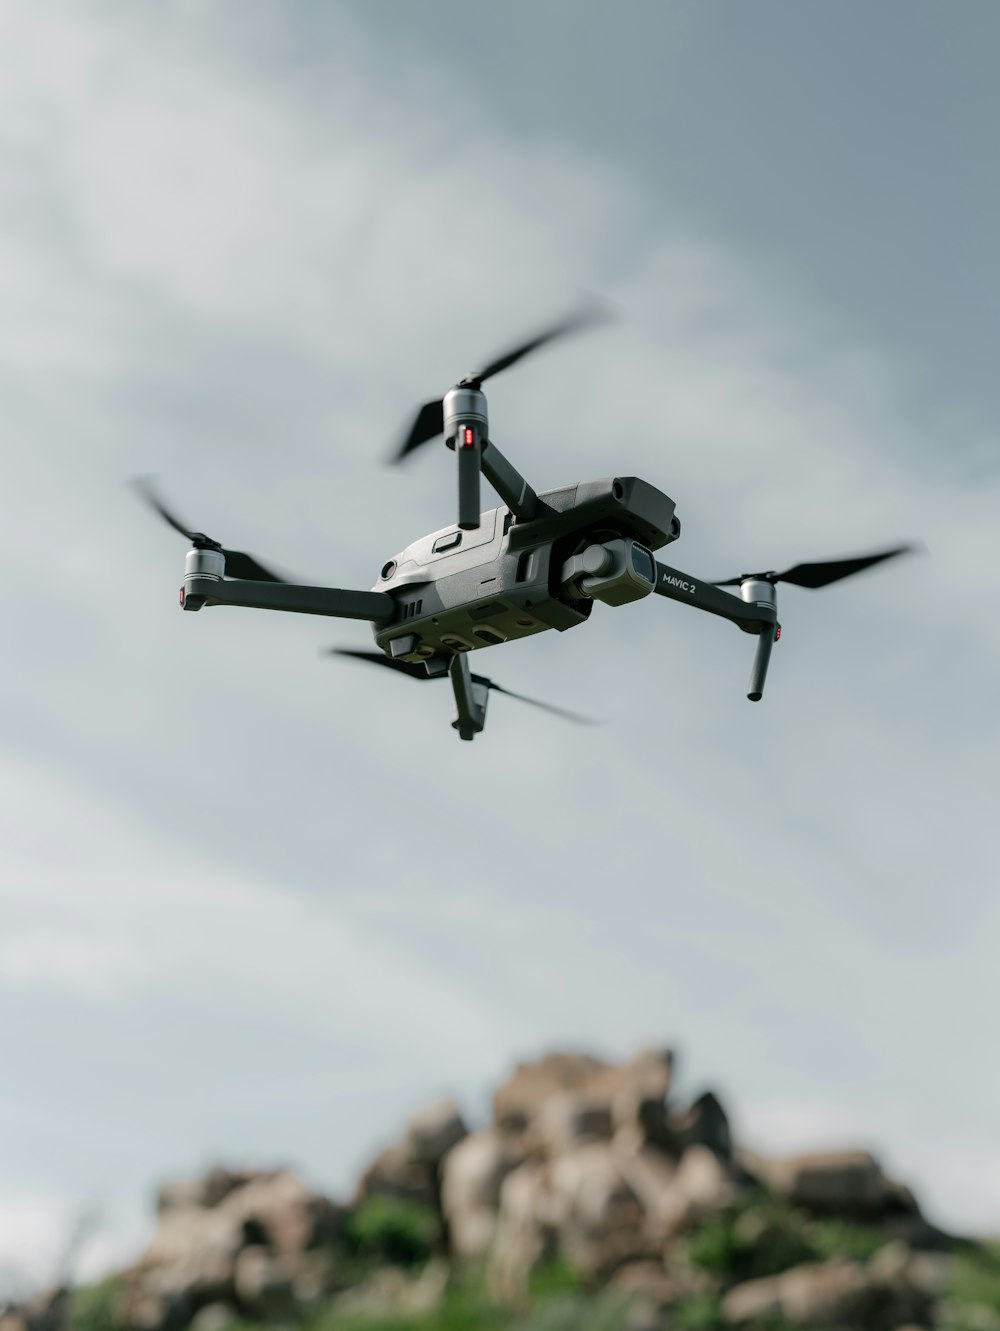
left=393, top=303, right=613, bottom=462
left=713, top=545, right=915, bottom=590
left=328, top=648, right=596, bottom=725
left=133, top=477, right=287, bottom=583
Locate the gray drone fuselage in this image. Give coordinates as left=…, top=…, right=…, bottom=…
left=371, top=475, right=680, bottom=666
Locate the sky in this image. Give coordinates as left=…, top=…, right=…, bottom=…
left=1, top=0, right=998, bottom=1291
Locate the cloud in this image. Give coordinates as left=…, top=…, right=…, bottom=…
left=0, top=0, right=997, bottom=1266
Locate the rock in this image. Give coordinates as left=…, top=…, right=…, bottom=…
left=721, top=1272, right=786, bottom=1325
left=538, top=1092, right=614, bottom=1156
left=120, top=1167, right=343, bottom=1331
left=488, top=1162, right=558, bottom=1298
left=404, top=1098, right=468, bottom=1166
left=440, top=1128, right=528, bottom=1258
left=123, top=1205, right=241, bottom=1331
left=493, top=1052, right=611, bottom=1137
left=156, top=1167, right=270, bottom=1215
left=492, top=1048, right=675, bottom=1154
left=608, top=1049, right=673, bottom=1152
left=355, top=1142, right=436, bottom=1209
left=609, top=1260, right=692, bottom=1310
left=616, top=1145, right=678, bottom=1225
left=743, top=1149, right=912, bottom=1217
left=0, top=1290, right=66, bottom=1331
left=331, top=1260, right=448, bottom=1320
left=721, top=1256, right=934, bottom=1329
left=547, top=1143, right=648, bottom=1277
left=654, top=1144, right=737, bottom=1236
left=218, top=1170, right=344, bottom=1256
left=189, top=1304, right=234, bottom=1331
left=138, top=1208, right=243, bottom=1269
left=664, top=1091, right=731, bottom=1159
left=232, top=1246, right=296, bottom=1320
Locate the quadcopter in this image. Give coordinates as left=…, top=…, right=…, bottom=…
left=138, top=308, right=912, bottom=741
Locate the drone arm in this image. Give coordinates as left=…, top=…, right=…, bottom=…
left=480, top=441, right=543, bottom=522
left=449, top=653, right=488, bottom=741
left=182, top=577, right=395, bottom=623
left=652, top=561, right=774, bottom=632
left=653, top=562, right=779, bottom=701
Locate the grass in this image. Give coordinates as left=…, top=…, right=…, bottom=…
left=68, top=1278, right=123, bottom=1331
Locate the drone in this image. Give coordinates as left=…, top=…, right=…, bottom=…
left=138, top=308, right=912, bottom=741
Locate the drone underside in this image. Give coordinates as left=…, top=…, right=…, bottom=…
left=137, top=307, right=913, bottom=741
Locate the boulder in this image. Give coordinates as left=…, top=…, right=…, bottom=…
left=403, top=1098, right=468, bottom=1166
left=489, top=1143, right=652, bottom=1291
left=547, top=1143, right=648, bottom=1276
left=440, top=1128, right=528, bottom=1258
left=721, top=1256, right=934, bottom=1328
left=653, top=1144, right=738, bottom=1237
left=488, top=1162, right=558, bottom=1298
left=156, top=1167, right=271, bottom=1215
left=354, top=1098, right=468, bottom=1211
left=492, top=1047, right=675, bottom=1154
left=188, top=1304, right=234, bottom=1331
left=330, top=1260, right=449, bottom=1321
left=493, top=1052, right=611, bottom=1138
left=120, top=1168, right=343, bottom=1331
left=216, top=1169, right=343, bottom=1257
left=354, top=1142, right=436, bottom=1209
left=0, top=1290, right=66, bottom=1331
left=538, top=1092, right=613, bottom=1156
left=232, top=1246, right=296, bottom=1320
left=607, top=1048, right=674, bottom=1144
left=123, top=1204, right=241, bottom=1331
left=743, top=1149, right=912, bottom=1218
left=663, top=1091, right=731, bottom=1159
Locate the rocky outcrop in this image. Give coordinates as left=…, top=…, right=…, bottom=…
left=114, top=1168, right=345, bottom=1331
left=354, top=1097, right=468, bottom=1211
left=721, top=1250, right=938, bottom=1328
left=6, top=1043, right=970, bottom=1331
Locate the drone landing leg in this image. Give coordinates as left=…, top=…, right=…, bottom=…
left=747, top=624, right=776, bottom=702
left=449, top=654, right=488, bottom=741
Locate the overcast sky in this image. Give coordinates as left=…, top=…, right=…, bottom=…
left=1, top=0, right=998, bottom=1289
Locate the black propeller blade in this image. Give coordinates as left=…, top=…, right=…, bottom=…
left=133, top=477, right=288, bottom=583
left=328, top=648, right=595, bottom=725
left=393, top=303, right=612, bottom=463
left=465, top=305, right=611, bottom=386
left=397, top=399, right=446, bottom=460
left=714, top=545, right=915, bottom=590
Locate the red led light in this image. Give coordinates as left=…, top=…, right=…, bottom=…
left=775, top=625, right=781, bottom=640
left=179, top=587, right=185, bottom=606
left=463, top=427, right=474, bottom=448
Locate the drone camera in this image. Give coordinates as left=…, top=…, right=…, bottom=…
left=562, top=538, right=657, bottom=607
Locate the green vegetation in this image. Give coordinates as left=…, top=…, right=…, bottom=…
left=679, top=1193, right=816, bottom=1284
left=302, top=1266, right=625, bottom=1331
left=804, top=1217, right=886, bottom=1263
left=940, top=1241, right=1000, bottom=1331
left=343, top=1197, right=441, bottom=1269
left=68, top=1278, right=122, bottom=1331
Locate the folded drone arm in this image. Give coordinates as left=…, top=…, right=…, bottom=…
left=182, top=577, right=395, bottom=623
left=652, top=561, right=774, bottom=633
left=480, top=441, right=547, bottom=522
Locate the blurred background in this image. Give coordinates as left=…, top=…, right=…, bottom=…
left=1, top=0, right=997, bottom=1296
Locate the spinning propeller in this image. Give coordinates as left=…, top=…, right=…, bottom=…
left=393, top=304, right=612, bottom=530
left=329, top=649, right=595, bottom=726
left=713, top=545, right=915, bottom=590
left=133, top=477, right=287, bottom=583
